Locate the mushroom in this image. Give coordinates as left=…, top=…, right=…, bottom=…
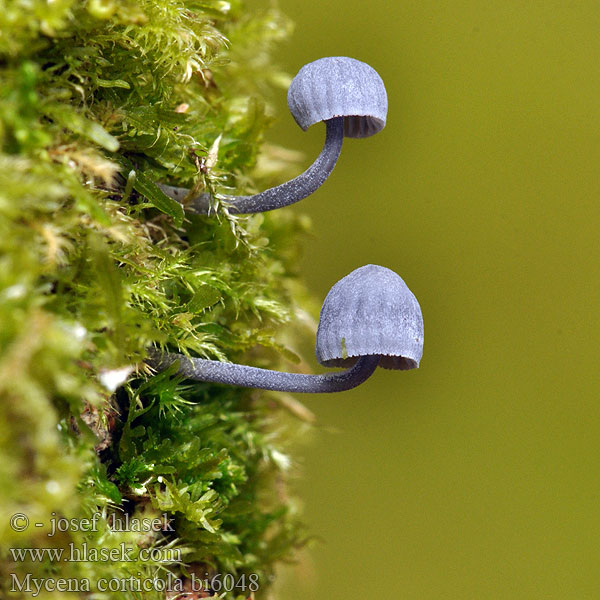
left=148, top=265, right=423, bottom=393
left=158, top=57, right=388, bottom=214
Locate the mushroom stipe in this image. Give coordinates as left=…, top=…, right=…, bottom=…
left=158, top=117, right=344, bottom=214
left=148, top=352, right=380, bottom=394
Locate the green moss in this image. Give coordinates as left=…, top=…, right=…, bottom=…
left=0, top=1, right=313, bottom=597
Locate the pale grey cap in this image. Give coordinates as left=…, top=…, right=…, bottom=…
left=315, top=265, right=423, bottom=370
left=287, top=57, right=388, bottom=138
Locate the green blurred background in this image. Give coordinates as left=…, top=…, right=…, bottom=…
left=252, top=1, right=599, bottom=597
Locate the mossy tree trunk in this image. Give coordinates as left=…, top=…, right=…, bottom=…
left=0, top=1, right=313, bottom=598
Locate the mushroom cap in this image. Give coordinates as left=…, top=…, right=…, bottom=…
left=315, top=265, right=423, bottom=370
left=287, top=57, right=388, bottom=138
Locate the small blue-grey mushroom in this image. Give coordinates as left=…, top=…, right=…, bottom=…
left=158, top=57, right=387, bottom=215
left=148, top=264, right=422, bottom=393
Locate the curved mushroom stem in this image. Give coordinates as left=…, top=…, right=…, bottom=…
left=148, top=350, right=379, bottom=393
left=157, top=117, right=344, bottom=215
